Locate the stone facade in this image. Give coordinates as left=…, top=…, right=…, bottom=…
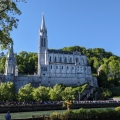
left=1, top=14, right=98, bottom=92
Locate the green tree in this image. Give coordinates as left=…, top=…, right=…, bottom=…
left=17, top=51, right=38, bottom=74
left=49, top=84, right=62, bottom=101
left=33, top=86, right=49, bottom=101
left=101, top=63, right=109, bottom=75
left=73, top=83, right=88, bottom=96
left=108, top=60, right=120, bottom=85
left=0, top=55, right=6, bottom=73
left=62, top=87, right=75, bottom=110
left=102, top=88, right=112, bottom=99
left=0, top=82, right=15, bottom=101
left=62, top=87, right=75, bottom=102
left=0, top=0, right=26, bottom=49
left=98, top=70, right=108, bottom=87
left=17, top=83, right=33, bottom=102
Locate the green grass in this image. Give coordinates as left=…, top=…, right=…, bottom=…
left=0, top=110, right=66, bottom=120
left=0, top=108, right=115, bottom=120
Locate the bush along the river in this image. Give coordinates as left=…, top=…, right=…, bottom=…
left=50, top=107, right=120, bottom=120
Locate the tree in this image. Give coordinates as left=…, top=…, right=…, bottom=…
left=98, top=70, right=108, bottom=87
left=0, top=55, right=6, bottom=73
left=108, top=60, right=120, bottom=85
left=0, top=82, right=15, bottom=101
left=33, top=86, right=49, bottom=101
left=17, top=83, right=33, bottom=102
left=17, top=51, right=38, bottom=74
left=0, top=0, right=9, bottom=13
left=101, top=63, right=109, bottom=75
left=93, top=58, right=100, bottom=70
left=62, top=46, right=86, bottom=55
left=102, top=88, right=112, bottom=99
left=62, top=87, right=75, bottom=101
left=49, top=84, right=62, bottom=101
left=62, top=87, right=75, bottom=110
left=73, top=83, right=88, bottom=94
left=0, top=0, right=26, bottom=49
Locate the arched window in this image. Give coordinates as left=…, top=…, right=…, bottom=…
left=82, top=58, right=84, bottom=64
left=54, top=57, right=57, bottom=62
left=43, top=67, right=45, bottom=71
left=41, top=38, right=43, bottom=47
left=60, top=57, right=62, bottom=62
left=56, top=66, right=58, bottom=69
left=67, top=66, right=69, bottom=70
left=64, top=57, right=67, bottom=63
left=44, top=38, right=46, bottom=47
left=72, top=66, right=74, bottom=70
left=75, top=58, right=79, bottom=63
left=49, top=56, right=51, bottom=62
left=69, top=58, right=72, bottom=63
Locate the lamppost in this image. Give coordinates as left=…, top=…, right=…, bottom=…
left=78, top=91, right=80, bottom=102
left=0, top=0, right=12, bottom=14
left=78, top=87, right=82, bottom=102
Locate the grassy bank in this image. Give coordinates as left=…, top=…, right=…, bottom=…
left=0, top=110, right=66, bottom=120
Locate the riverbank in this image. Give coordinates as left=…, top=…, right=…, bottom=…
left=0, top=100, right=120, bottom=113
left=0, top=108, right=115, bottom=120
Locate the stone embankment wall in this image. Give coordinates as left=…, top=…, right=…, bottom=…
left=0, top=102, right=120, bottom=113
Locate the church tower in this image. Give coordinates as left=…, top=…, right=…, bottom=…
left=38, top=14, right=48, bottom=75
left=4, top=42, right=18, bottom=77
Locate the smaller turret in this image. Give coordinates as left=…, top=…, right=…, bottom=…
left=4, top=43, right=18, bottom=76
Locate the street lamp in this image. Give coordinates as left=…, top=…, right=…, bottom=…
left=78, top=91, right=80, bottom=102
left=78, top=88, right=82, bottom=102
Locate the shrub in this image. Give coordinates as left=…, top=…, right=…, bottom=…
left=50, top=108, right=120, bottom=120
left=115, top=106, right=120, bottom=112
left=50, top=111, right=61, bottom=120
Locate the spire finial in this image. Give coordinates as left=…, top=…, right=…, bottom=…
left=40, top=13, right=46, bottom=31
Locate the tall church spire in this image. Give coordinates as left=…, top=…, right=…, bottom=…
left=38, top=13, right=48, bottom=75
left=40, top=13, right=46, bottom=31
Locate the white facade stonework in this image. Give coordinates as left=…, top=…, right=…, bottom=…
left=2, top=14, right=98, bottom=91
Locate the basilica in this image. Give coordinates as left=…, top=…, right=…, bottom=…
left=1, top=14, right=98, bottom=91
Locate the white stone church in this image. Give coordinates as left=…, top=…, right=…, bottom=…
left=1, top=14, right=98, bottom=91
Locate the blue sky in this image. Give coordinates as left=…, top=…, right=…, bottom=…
left=7, top=0, right=120, bottom=56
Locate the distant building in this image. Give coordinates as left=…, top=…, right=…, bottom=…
left=1, top=14, right=98, bottom=92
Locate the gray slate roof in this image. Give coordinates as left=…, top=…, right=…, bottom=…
left=48, top=49, right=73, bottom=54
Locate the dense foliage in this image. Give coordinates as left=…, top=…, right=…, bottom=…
left=0, top=82, right=88, bottom=102
left=0, top=0, right=26, bottom=49
left=17, top=83, right=33, bottom=101
left=16, top=51, right=38, bottom=74
left=0, top=82, right=15, bottom=101
left=50, top=107, right=120, bottom=120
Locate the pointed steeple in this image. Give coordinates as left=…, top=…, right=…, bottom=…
left=40, top=13, right=47, bottom=31
left=8, top=42, right=14, bottom=58
left=5, top=42, right=17, bottom=76
left=38, top=13, right=48, bottom=75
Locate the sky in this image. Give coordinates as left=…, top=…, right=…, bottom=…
left=3, top=0, right=120, bottom=56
